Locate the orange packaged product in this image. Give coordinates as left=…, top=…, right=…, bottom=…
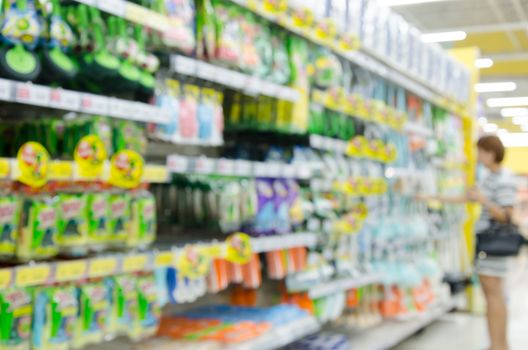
left=266, top=250, right=286, bottom=279
left=241, top=254, right=262, bottom=289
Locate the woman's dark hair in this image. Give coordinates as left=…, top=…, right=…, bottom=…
left=477, top=135, right=505, bottom=163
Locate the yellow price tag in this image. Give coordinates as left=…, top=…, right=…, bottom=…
left=74, top=135, right=107, bottom=180
left=0, top=269, right=12, bottom=288
left=108, top=150, right=144, bottom=189
left=177, top=245, right=211, bottom=279
left=89, top=258, right=117, bottom=278
left=49, top=161, right=74, bottom=181
left=143, top=165, right=169, bottom=183
left=225, top=233, right=253, bottom=265
left=0, top=158, right=10, bottom=179
left=16, top=265, right=51, bottom=287
left=155, top=252, right=174, bottom=267
left=122, top=254, right=148, bottom=273
left=16, top=142, right=50, bottom=188
left=56, top=261, right=87, bottom=282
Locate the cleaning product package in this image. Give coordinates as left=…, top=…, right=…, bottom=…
left=0, top=288, right=33, bottom=350
left=0, top=194, right=21, bottom=259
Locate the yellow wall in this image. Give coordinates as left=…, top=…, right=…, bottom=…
left=504, top=147, right=528, bottom=175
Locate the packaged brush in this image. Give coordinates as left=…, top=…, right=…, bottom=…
left=108, top=192, right=131, bottom=247
left=33, top=285, right=78, bottom=350
left=0, top=288, right=33, bottom=350
left=134, top=273, right=161, bottom=341
left=87, top=192, right=110, bottom=250
left=128, top=191, right=156, bottom=248
left=73, top=281, right=111, bottom=348
left=17, top=195, right=59, bottom=261
left=57, top=193, right=89, bottom=255
left=108, top=275, right=138, bottom=338
left=0, top=194, right=21, bottom=259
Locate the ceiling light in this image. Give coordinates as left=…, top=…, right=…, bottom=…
left=475, top=82, right=517, bottom=93
left=522, top=125, right=528, bottom=132
left=380, top=0, right=449, bottom=6
left=512, top=116, right=528, bottom=125
left=421, top=31, right=467, bottom=43
left=483, top=123, right=498, bottom=132
left=501, top=108, right=528, bottom=117
left=487, top=97, right=528, bottom=108
left=497, top=128, right=508, bottom=136
left=499, top=132, right=528, bottom=147
left=478, top=117, right=487, bottom=125
left=475, top=58, right=494, bottom=69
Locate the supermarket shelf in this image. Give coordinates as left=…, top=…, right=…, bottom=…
left=349, top=300, right=455, bottom=350
left=404, top=122, right=434, bottom=137
left=306, top=274, right=384, bottom=299
left=167, top=155, right=312, bottom=179
left=228, top=0, right=468, bottom=115
left=0, top=233, right=318, bottom=289
left=0, top=158, right=169, bottom=184
left=72, top=0, right=170, bottom=32
left=229, top=316, right=320, bottom=350
left=170, top=55, right=299, bottom=102
left=0, top=79, right=169, bottom=124
left=309, top=135, right=348, bottom=154
left=251, top=232, right=318, bottom=253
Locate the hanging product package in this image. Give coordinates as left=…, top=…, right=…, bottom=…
left=0, top=194, right=21, bottom=259
left=33, top=285, right=78, bottom=350
left=17, top=196, right=59, bottom=261
left=57, top=193, right=89, bottom=256
left=0, top=288, right=33, bottom=350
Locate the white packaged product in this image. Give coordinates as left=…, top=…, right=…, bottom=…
left=348, top=0, right=365, bottom=39
left=361, top=0, right=379, bottom=50
left=375, top=6, right=391, bottom=57
left=397, top=16, right=410, bottom=69
left=408, top=26, right=422, bottom=76
left=386, top=12, right=398, bottom=62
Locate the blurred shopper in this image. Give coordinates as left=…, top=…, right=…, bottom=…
left=418, top=135, right=516, bottom=350
left=468, top=135, right=517, bottom=350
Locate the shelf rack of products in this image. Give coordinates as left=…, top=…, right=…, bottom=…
left=0, top=0, right=475, bottom=349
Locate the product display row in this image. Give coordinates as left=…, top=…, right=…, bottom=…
left=0, top=0, right=477, bottom=349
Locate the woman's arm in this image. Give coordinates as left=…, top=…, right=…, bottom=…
left=415, top=194, right=467, bottom=204
left=468, top=187, right=513, bottom=223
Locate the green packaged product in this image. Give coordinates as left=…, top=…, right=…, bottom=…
left=108, top=193, right=131, bottom=245
left=109, top=275, right=138, bottom=337
left=0, top=195, right=21, bottom=259
left=134, top=274, right=160, bottom=341
left=17, top=197, right=59, bottom=261
left=0, top=288, right=33, bottom=350
left=33, top=286, right=78, bottom=350
left=57, top=193, right=89, bottom=254
left=128, top=192, right=156, bottom=248
left=87, top=193, right=110, bottom=247
left=74, top=282, right=111, bottom=348
left=113, top=121, right=147, bottom=155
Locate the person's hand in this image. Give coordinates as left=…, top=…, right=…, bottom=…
left=466, top=187, right=487, bottom=204
left=415, top=193, right=431, bottom=201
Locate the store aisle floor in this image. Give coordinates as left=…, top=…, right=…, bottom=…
left=396, top=253, right=528, bottom=350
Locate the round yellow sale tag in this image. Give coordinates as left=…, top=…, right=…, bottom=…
left=108, top=150, right=144, bottom=188
left=17, top=142, right=50, bottom=188
left=74, top=135, right=107, bottom=179
left=177, top=245, right=211, bottom=280
left=225, top=232, right=252, bottom=265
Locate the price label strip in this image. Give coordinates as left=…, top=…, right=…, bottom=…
left=122, top=254, right=149, bottom=273
left=89, top=258, right=118, bottom=278
left=16, top=265, right=51, bottom=287
left=55, top=261, right=87, bottom=282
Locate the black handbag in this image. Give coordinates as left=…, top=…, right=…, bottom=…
left=476, top=220, right=526, bottom=258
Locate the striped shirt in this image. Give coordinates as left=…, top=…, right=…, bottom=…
left=475, top=168, right=517, bottom=233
